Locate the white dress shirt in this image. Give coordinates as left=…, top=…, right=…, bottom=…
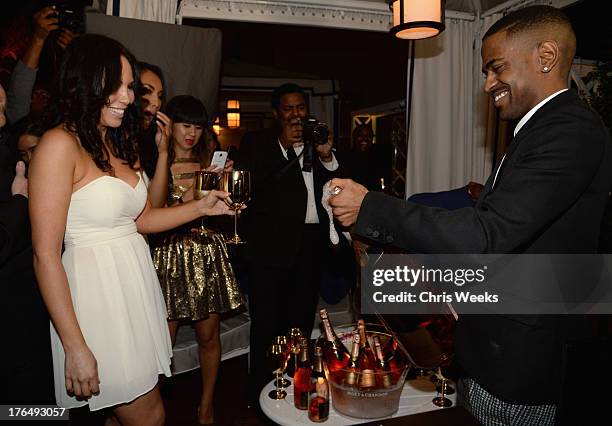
left=278, top=141, right=339, bottom=223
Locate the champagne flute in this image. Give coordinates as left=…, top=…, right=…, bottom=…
left=220, top=170, right=251, bottom=244
left=266, top=343, right=287, bottom=399
left=274, top=335, right=291, bottom=388
left=193, top=170, right=220, bottom=230
left=194, top=170, right=220, bottom=200
left=287, top=328, right=303, bottom=377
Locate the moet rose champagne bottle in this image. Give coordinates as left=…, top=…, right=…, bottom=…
left=357, top=320, right=377, bottom=391
left=293, top=338, right=312, bottom=410
left=343, top=332, right=361, bottom=387
left=319, top=308, right=350, bottom=374
left=308, top=347, right=330, bottom=422
left=373, top=335, right=393, bottom=388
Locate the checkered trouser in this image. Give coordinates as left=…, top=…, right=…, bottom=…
left=458, top=377, right=557, bottom=426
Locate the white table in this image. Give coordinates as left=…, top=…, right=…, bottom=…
left=259, top=375, right=456, bottom=425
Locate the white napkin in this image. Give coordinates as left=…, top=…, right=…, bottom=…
left=321, top=181, right=340, bottom=245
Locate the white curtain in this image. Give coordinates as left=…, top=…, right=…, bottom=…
left=405, top=18, right=493, bottom=197
left=86, top=12, right=222, bottom=120
left=106, top=0, right=178, bottom=24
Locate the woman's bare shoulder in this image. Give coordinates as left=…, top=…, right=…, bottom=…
left=37, top=125, right=81, bottom=155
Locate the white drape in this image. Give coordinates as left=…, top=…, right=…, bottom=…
left=106, top=0, right=178, bottom=24
left=405, top=18, right=494, bottom=197
left=405, top=11, right=524, bottom=197
left=86, top=12, right=222, bottom=119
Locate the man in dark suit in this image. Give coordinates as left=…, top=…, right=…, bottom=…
left=242, top=83, right=339, bottom=405
left=0, top=83, right=54, bottom=404
left=329, top=6, right=611, bottom=424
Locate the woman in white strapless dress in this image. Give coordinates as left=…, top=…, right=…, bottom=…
left=28, top=35, right=233, bottom=425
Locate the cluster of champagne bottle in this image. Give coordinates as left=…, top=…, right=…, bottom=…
left=289, top=309, right=406, bottom=422
left=317, top=309, right=404, bottom=392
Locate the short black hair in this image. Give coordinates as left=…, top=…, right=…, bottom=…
left=166, top=95, right=208, bottom=127
left=483, top=5, right=572, bottom=41
left=271, top=83, right=306, bottom=109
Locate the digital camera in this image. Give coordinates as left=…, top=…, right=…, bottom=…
left=302, top=117, right=329, bottom=146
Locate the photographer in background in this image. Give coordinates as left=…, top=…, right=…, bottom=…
left=6, top=5, right=78, bottom=123
left=241, top=83, right=340, bottom=407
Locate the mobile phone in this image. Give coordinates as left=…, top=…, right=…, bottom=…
left=210, top=151, right=228, bottom=170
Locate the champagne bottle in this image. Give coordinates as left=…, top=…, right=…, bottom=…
left=308, top=347, right=330, bottom=422
left=373, top=335, right=393, bottom=388
left=344, top=332, right=361, bottom=387
left=384, top=337, right=405, bottom=382
left=357, top=320, right=377, bottom=391
left=319, top=308, right=350, bottom=373
left=357, top=319, right=372, bottom=351
left=293, top=338, right=312, bottom=410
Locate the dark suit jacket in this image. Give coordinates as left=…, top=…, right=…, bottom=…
left=408, top=186, right=475, bottom=210
left=0, top=141, right=54, bottom=403
left=242, top=130, right=336, bottom=267
left=354, top=90, right=612, bottom=404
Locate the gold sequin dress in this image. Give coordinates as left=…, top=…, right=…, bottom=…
left=151, top=162, right=244, bottom=321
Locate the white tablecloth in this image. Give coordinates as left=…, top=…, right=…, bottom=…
left=260, top=375, right=456, bottom=425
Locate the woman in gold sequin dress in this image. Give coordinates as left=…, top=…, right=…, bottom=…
left=150, top=95, right=244, bottom=425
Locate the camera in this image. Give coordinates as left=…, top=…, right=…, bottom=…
left=302, top=117, right=329, bottom=146
left=48, top=2, right=85, bottom=34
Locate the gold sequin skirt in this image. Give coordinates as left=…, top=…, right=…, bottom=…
left=151, top=226, right=244, bottom=321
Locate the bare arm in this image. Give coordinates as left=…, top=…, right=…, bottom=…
left=136, top=189, right=233, bottom=234
left=29, top=128, right=99, bottom=398
left=147, top=112, right=171, bottom=207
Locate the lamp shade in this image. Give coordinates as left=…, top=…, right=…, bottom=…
left=391, top=0, right=445, bottom=40
left=226, top=99, right=240, bottom=128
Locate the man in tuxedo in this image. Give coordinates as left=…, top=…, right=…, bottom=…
left=0, top=83, right=54, bottom=404
left=329, top=6, right=611, bottom=424
left=242, top=83, right=339, bottom=405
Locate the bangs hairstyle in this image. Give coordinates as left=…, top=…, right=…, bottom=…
left=166, top=95, right=208, bottom=127
left=166, top=95, right=211, bottom=167
left=54, top=34, right=142, bottom=172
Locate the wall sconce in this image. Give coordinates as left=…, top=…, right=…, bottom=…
left=226, top=99, right=240, bottom=128
left=390, top=0, right=445, bottom=40
left=212, top=117, right=221, bottom=135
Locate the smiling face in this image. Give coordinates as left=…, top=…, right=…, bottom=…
left=353, top=126, right=373, bottom=152
left=275, top=92, right=308, bottom=123
left=99, top=55, right=135, bottom=129
left=172, top=122, right=204, bottom=155
left=481, top=31, right=542, bottom=121
left=141, top=69, right=163, bottom=129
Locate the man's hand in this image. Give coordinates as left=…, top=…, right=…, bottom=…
left=328, top=178, right=368, bottom=226
left=280, top=117, right=303, bottom=146
left=11, top=161, right=28, bottom=198
left=56, top=28, right=77, bottom=49
left=32, top=7, right=59, bottom=43
left=315, top=139, right=333, bottom=162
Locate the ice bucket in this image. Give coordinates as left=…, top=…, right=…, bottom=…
left=325, top=323, right=410, bottom=419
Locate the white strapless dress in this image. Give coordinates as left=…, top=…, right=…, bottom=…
left=50, top=174, right=172, bottom=411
